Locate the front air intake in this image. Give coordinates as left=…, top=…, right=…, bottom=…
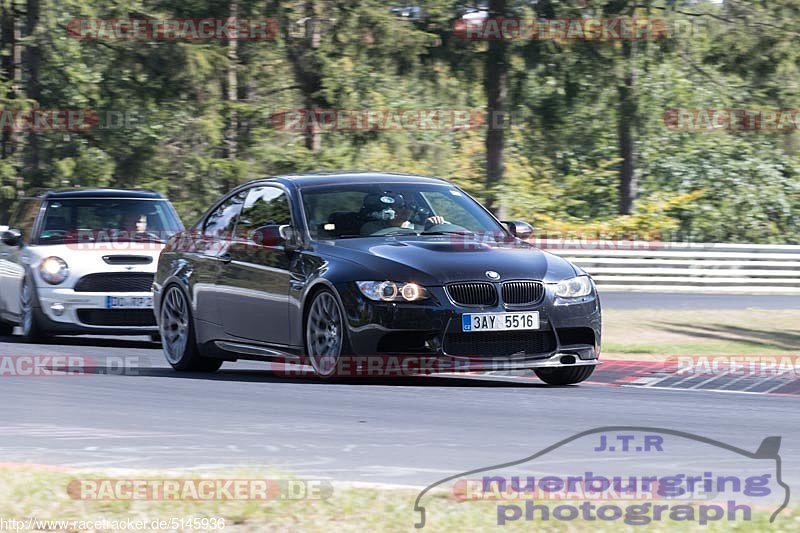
left=501, top=281, right=545, bottom=306
left=445, top=282, right=497, bottom=307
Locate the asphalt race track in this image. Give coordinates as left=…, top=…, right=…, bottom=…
left=599, top=291, right=800, bottom=310
left=1, top=322, right=799, bottom=496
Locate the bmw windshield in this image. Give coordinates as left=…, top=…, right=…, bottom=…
left=35, top=198, right=183, bottom=244
left=301, top=183, right=507, bottom=240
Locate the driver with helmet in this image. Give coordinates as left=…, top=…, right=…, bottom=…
left=360, top=192, right=445, bottom=235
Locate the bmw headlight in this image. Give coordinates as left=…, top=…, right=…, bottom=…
left=356, top=281, right=429, bottom=302
left=553, top=275, right=593, bottom=298
left=39, top=256, right=69, bottom=285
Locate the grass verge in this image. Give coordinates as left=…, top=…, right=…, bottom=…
left=602, top=309, right=800, bottom=358
left=0, top=466, right=794, bottom=531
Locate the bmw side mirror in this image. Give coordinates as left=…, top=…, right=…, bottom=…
left=503, top=220, right=533, bottom=239
left=1, top=228, right=22, bottom=247
left=278, top=225, right=299, bottom=251
left=251, top=224, right=298, bottom=250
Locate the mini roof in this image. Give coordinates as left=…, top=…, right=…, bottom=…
left=42, top=189, right=164, bottom=199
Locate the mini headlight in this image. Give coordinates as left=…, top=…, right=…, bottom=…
left=553, top=275, right=593, bottom=298
left=356, top=281, right=429, bottom=302
left=39, top=256, right=69, bottom=285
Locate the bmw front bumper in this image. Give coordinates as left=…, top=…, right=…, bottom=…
left=333, top=282, right=601, bottom=373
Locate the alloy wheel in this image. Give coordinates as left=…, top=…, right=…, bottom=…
left=306, top=291, right=343, bottom=377
left=20, top=278, right=34, bottom=337
left=161, top=286, right=189, bottom=364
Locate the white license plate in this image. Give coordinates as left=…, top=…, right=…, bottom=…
left=105, top=296, right=153, bottom=309
left=462, top=311, right=539, bottom=332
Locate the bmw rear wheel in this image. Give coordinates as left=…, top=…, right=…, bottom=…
left=160, top=285, right=222, bottom=372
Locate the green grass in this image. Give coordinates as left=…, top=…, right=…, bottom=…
left=602, top=310, right=800, bottom=358
left=0, top=467, right=796, bottom=532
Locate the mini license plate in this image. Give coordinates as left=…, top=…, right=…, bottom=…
left=105, top=296, right=153, bottom=309
left=462, top=312, right=539, bottom=332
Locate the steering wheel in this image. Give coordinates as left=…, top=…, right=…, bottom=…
left=369, top=226, right=417, bottom=236
left=40, top=229, right=68, bottom=239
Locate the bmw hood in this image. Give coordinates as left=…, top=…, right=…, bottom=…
left=316, top=236, right=578, bottom=285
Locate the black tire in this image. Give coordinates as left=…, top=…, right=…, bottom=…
left=20, top=276, right=47, bottom=343
left=0, top=320, right=13, bottom=336
left=304, top=288, right=351, bottom=379
left=160, top=285, right=222, bottom=372
left=534, top=365, right=595, bottom=385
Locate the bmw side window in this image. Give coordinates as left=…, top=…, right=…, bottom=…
left=235, top=187, right=292, bottom=240
left=203, top=190, right=247, bottom=240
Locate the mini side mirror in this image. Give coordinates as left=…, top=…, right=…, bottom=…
left=1, top=228, right=22, bottom=247
left=502, top=220, right=533, bottom=239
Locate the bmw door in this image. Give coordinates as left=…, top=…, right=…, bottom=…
left=216, top=185, right=294, bottom=346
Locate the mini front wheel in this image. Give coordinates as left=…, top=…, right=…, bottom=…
left=20, top=276, right=47, bottom=343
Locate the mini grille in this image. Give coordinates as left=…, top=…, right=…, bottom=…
left=502, top=281, right=545, bottom=305
left=73, top=273, right=154, bottom=293
left=443, top=330, right=557, bottom=357
left=446, top=282, right=497, bottom=307
left=102, top=255, right=153, bottom=265
left=77, top=309, right=156, bottom=327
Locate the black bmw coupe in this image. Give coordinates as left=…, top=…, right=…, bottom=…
left=154, top=172, right=601, bottom=384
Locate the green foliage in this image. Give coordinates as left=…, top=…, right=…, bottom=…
left=0, top=0, right=797, bottom=242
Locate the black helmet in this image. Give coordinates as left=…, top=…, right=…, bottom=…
left=362, top=192, right=407, bottom=220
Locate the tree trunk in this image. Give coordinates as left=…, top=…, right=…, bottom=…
left=484, top=0, right=508, bottom=218
left=617, top=39, right=638, bottom=215
left=25, top=0, right=41, bottom=185
left=283, top=1, right=324, bottom=153
left=1, top=1, right=24, bottom=194
left=223, top=0, right=239, bottom=191
left=302, top=0, right=321, bottom=152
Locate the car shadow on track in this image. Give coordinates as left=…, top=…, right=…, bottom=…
left=0, top=334, right=157, bottom=350
left=53, top=364, right=559, bottom=387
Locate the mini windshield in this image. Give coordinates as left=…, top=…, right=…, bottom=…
left=36, top=198, right=183, bottom=244
left=301, top=183, right=506, bottom=240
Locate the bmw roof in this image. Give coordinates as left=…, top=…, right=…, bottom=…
left=42, top=189, right=164, bottom=199
left=268, top=172, right=450, bottom=188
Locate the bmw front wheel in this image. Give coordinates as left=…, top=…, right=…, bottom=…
left=305, top=289, right=348, bottom=378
